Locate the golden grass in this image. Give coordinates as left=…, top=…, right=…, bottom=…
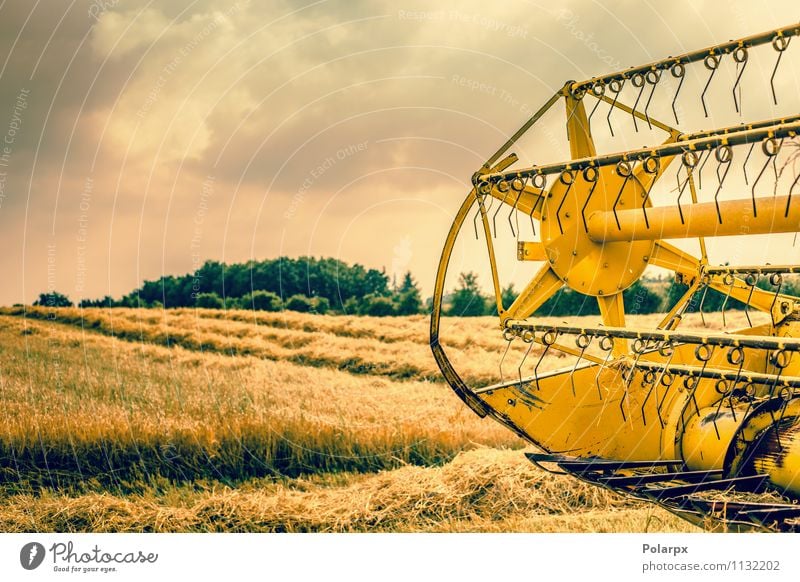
left=0, top=449, right=697, bottom=533
left=0, top=313, right=520, bottom=486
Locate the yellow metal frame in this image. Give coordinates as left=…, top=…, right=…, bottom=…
left=430, top=24, right=800, bottom=512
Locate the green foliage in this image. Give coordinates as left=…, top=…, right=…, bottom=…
left=623, top=280, right=663, bottom=315
left=285, top=294, right=313, bottom=313
left=488, top=284, right=519, bottom=316
left=106, top=257, right=392, bottom=310
left=79, top=295, right=114, bottom=308
left=312, top=296, right=330, bottom=314
left=361, top=294, right=396, bottom=316
left=194, top=292, right=224, bottom=309
left=395, top=272, right=422, bottom=315
left=242, top=290, right=283, bottom=312
left=342, top=297, right=360, bottom=315
left=447, top=272, right=486, bottom=317
left=535, top=288, right=599, bottom=317
left=501, top=284, right=518, bottom=310
left=33, top=291, right=73, bottom=308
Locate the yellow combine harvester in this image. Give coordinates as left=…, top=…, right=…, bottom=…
left=431, top=23, right=800, bottom=531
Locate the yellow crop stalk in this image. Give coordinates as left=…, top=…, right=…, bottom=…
left=431, top=23, right=800, bottom=531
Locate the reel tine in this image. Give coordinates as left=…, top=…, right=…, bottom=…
left=670, top=62, right=685, bottom=124
left=713, top=145, right=733, bottom=224
left=613, top=161, right=633, bottom=229
left=743, top=141, right=756, bottom=185
left=786, top=173, right=800, bottom=218
left=606, top=79, right=624, bottom=136
left=641, top=155, right=661, bottom=228
left=752, top=137, right=783, bottom=217
left=652, top=340, right=675, bottom=429
left=696, top=148, right=712, bottom=191
left=768, top=272, right=783, bottom=326
left=507, top=191, right=520, bottom=239
left=556, top=170, right=575, bottom=235
left=656, top=367, right=675, bottom=429
left=530, top=173, right=547, bottom=237
left=621, top=337, right=647, bottom=423
left=731, top=46, right=749, bottom=114
left=695, top=344, right=715, bottom=396
left=570, top=333, right=592, bottom=397
left=741, top=381, right=757, bottom=424
left=640, top=367, right=657, bottom=426
left=720, top=272, right=735, bottom=328
left=775, top=386, right=795, bottom=451
left=499, top=328, right=516, bottom=383
left=677, top=151, right=698, bottom=224
left=711, top=378, right=732, bottom=440
left=643, top=69, right=661, bottom=130
left=595, top=335, right=615, bottom=400
left=698, top=278, right=710, bottom=327
left=744, top=272, right=757, bottom=327
left=685, top=374, right=702, bottom=422
left=766, top=350, right=790, bottom=449
left=507, top=177, right=526, bottom=239
left=534, top=329, right=559, bottom=391
left=770, top=34, right=791, bottom=105
left=618, top=374, right=629, bottom=422
left=700, top=53, right=720, bottom=118
left=771, top=138, right=785, bottom=195
left=472, top=188, right=487, bottom=240
left=517, top=329, right=535, bottom=388
left=491, top=181, right=510, bottom=238
left=727, top=345, right=746, bottom=391
left=630, top=73, right=646, bottom=132
left=580, top=166, right=599, bottom=233
left=587, top=82, right=606, bottom=125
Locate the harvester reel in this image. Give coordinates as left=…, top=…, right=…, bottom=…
left=431, top=23, right=800, bottom=532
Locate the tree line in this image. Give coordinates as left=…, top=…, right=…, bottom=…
left=31, top=256, right=799, bottom=317
left=35, top=257, right=424, bottom=316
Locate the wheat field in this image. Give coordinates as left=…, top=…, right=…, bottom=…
left=0, top=306, right=713, bottom=533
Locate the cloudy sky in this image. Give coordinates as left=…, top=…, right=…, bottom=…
left=0, top=0, right=798, bottom=305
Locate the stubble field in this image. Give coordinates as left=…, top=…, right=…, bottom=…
left=0, top=306, right=708, bottom=532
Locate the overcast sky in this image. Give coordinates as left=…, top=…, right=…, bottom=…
left=0, top=0, right=798, bottom=305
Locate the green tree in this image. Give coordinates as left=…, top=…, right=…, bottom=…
left=623, top=280, right=664, bottom=315
left=488, top=283, right=519, bottom=316
left=33, top=291, right=73, bottom=307
left=501, top=284, right=518, bottom=310
left=361, top=293, right=396, bottom=316
left=195, top=292, right=224, bottom=309
left=447, top=272, right=486, bottom=316
left=286, top=294, right=313, bottom=312
left=395, top=272, right=422, bottom=315
left=243, top=290, right=283, bottom=312
left=342, top=296, right=360, bottom=315
left=312, top=296, right=330, bottom=314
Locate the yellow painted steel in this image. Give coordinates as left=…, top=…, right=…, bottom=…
left=516, top=241, right=547, bottom=261
left=587, top=194, right=800, bottom=242
left=430, top=23, right=800, bottom=523
left=681, top=406, right=748, bottom=472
